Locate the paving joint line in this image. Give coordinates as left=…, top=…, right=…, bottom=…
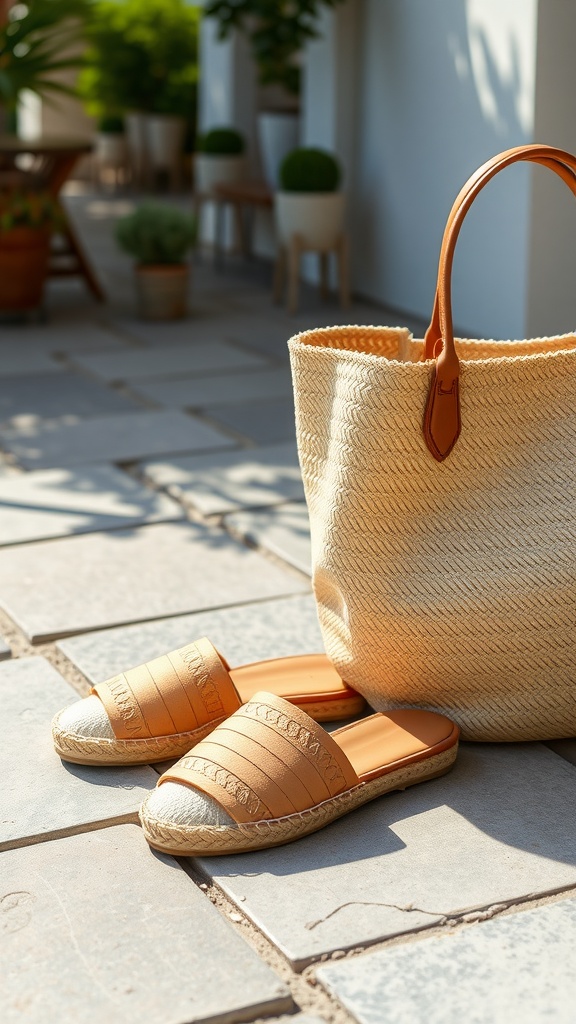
left=223, top=518, right=311, bottom=584
left=299, top=881, right=576, bottom=973
left=181, top=861, right=357, bottom=1024
left=112, top=382, right=168, bottom=411
left=183, top=406, right=258, bottom=447
left=0, top=605, right=94, bottom=696
left=0, top=812, right=141, bottom=855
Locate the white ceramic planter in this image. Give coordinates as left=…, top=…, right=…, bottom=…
left=145, top=115, right=186, bottom=170
left=258, top=112, right=300, bottom=188
left=194, top=154, right=245, bottom=194
left=135, top=264, right=189, bottom=320
left=95, top=132, right=128, bottom=166
left=125, top=112, right=149, bottom=185
left=275, top=192, right=345, bottom=250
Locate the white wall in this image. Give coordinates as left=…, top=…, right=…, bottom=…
left=301, top=2, right=361, bottom=284
left=350, top=0, right=538, bottom=338
left=198, top=17, right=258, bottom=172
left=527, top=0, right=576, bottom=337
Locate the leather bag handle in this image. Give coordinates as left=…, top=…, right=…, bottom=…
left=424, top=154, right=576, bottom=362
left=422, top=145, right=576, bottom=462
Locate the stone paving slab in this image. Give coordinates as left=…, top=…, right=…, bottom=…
left=110, top=315, right=246, bottom=347
left=0, top=824, right=292, bottom=1024
left=0, top=464, right=183, bottom=545
left=199, top=743, right=576, bottom=968
left=113, top=312, right=293, bottom=355
left=318, top=897, right=576, bottom=1024
left=0, top=657, right=156, bottom=851
left=0, top=521, right=309, bottom=642
left=0, top=343, right=66, bottom=376
left=71, top=340, right=267, bottom=383
left=0, top=410, right=235, bottom=470
left=227, top=503, right=311, bottom=574
left=0, top=323, right=126, bottom=352
left=131, top=367, right=294, bottom=409
left=206, top=397, right=297, bottom=445
left=141, top=441, right=304, bottom=516
left=57, top=593, right=321, bottom=685
left=0, top=372, right=137, bottom=427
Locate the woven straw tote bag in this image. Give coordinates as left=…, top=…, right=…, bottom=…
left=289, top=144, right=576, bottom=742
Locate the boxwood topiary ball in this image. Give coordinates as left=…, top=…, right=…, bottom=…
left=279, top=148, right=341, bottom=193
left=197, top=127, right=245, bottom=155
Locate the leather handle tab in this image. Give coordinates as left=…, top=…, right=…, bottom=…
left=422, top=145, right=576, bottom=461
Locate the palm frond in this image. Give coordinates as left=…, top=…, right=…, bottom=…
left=0, top=0, right=92, bottom=107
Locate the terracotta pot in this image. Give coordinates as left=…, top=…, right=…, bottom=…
left=275, top=192, right=345, bottom=250
left=134, top=264, right=189, bottom=320
left=0, top=228, right=51, bottom=311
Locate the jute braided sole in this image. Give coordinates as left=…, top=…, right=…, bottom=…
left=52, top=696, right=365, bottom=766
left=51, top=713, right=223, bottom=766
left=140, top=742, right=458, bottom=856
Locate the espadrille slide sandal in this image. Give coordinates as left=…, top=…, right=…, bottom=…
left=52, top=637, right=365, bottom=766
left=139, top=691, right=459, bottom=855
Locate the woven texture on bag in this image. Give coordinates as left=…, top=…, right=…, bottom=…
left=289, top=326, right=576, bottom=742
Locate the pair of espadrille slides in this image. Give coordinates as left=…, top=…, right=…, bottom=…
left=52, top=637, right=459, bottom=856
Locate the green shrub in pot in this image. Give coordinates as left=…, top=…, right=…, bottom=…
left=80, top=0, right=199, bottom=186
left=275, top=146, right=345, bottom=257
left=195, top=127, right=246, bottom=193
left=197, top=128, right=245, bottom=155
left=115, top=204, right=196, bottom=320
left=279, top=148, right=341, bottom=192
left=116, top=204, right=196, bottom=265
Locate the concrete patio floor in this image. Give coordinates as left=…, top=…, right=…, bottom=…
left=2, top=191, right=576, bottom=1024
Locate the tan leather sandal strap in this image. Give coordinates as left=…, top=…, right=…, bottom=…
left=92, top=637, right=240, bottom=740
left=159, top=691, right=360, bottom=823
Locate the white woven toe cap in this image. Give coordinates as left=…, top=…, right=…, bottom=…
left=57, top=695, right=116, bottom=740
left=144, top=781, right=235, bottom=827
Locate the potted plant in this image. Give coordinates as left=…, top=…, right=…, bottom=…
left=145, top=73, right=198, bottom=189
left=95, top=115, right=127, bottom=166
left=142, top=15, right=199, bottom=188
left=275, top=147, right=344, bottom=249
left=0, top=191, right=60, bottom=312
left=195, top=128, right=246, bottom=194
left=80, top=0, right=199, bottom=187
left=115, top=204, right=196, bottom=320
left=205, top=0, right=344, bottom=187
